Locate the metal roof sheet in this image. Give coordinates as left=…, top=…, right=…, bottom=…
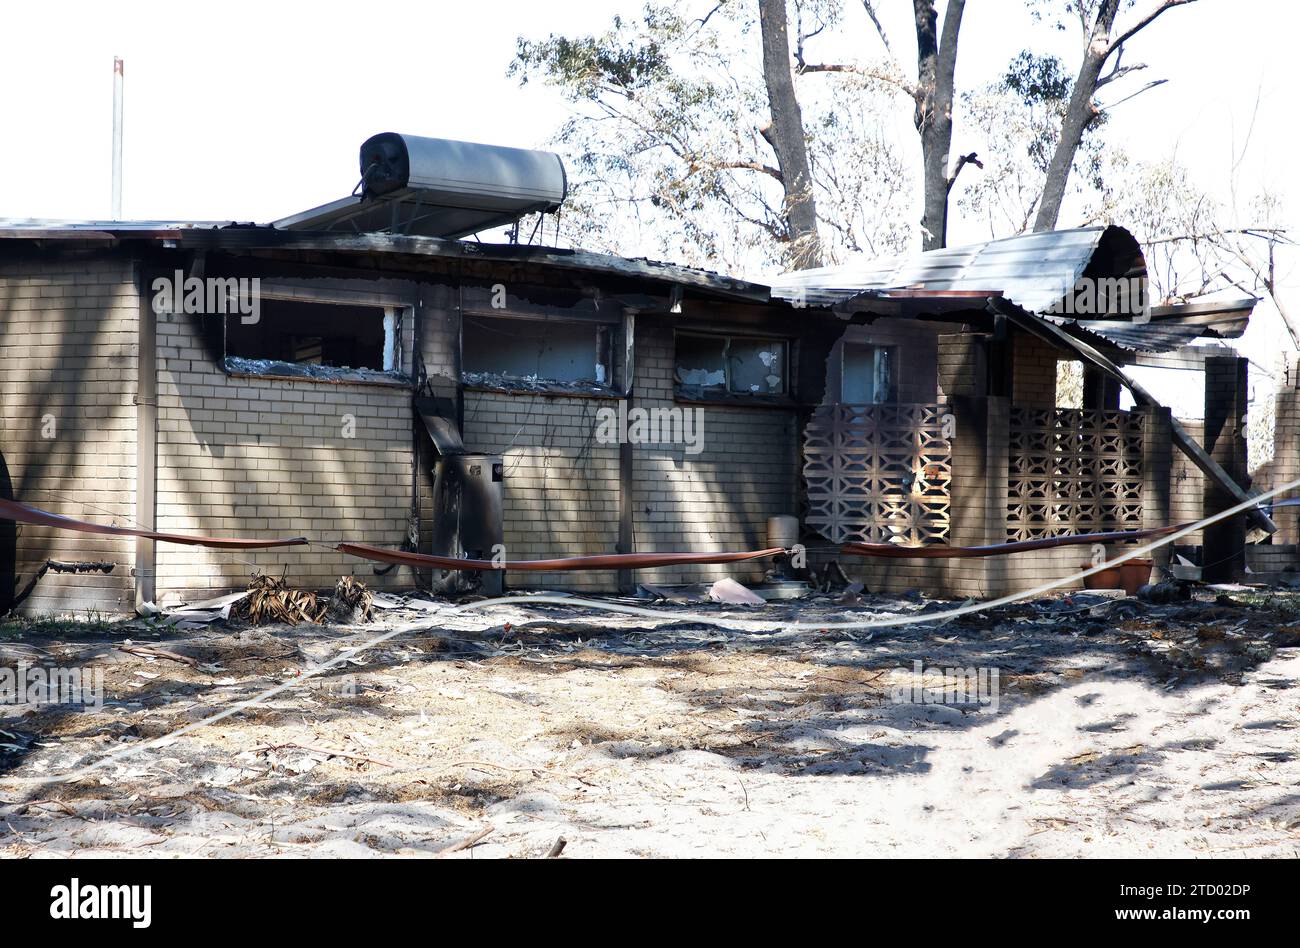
left=0, top=219, right=769, bottom=302
left=770, top=225, right=1140, bottom=315
left=1073, top=320, right=1207, bottom=353
left=0, top=217, right=235, bottom=232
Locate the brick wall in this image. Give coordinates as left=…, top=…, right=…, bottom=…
left=0, top=255, right=139, bottom=614
left=1012, top=331, right=1059, bottom=408
left=1142, top=405, right=1174, bottom=578
left=461, top=389, right=620, bottom=591
left=3, top=255, right=1218, bottom=610
left=452, top=318, right=799, bottom=592
left=630, top=319, right=798, bottom=587
left=937, top=333, right=985, bottom=398
left=153, top=308, right=414, bottom=602
left=1266, top=355, right=1300, bottom=544
left=1202, top=355, right=1248, bottom=580
left=419, top=283, right=459, bottom=380
left=1170, top=419, right=1206, bottom=546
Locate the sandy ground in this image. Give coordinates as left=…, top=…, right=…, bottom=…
left=1, top=586, right=1299, bottom=858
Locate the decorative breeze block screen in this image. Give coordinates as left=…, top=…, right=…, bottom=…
left=803, top=403, right=952, bottom=545
left=1007, top=407, right=1144, bottom=541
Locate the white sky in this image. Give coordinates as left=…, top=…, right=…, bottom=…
left=1, top=0, right=1295, bottom=373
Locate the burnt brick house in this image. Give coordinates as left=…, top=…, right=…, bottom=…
left=0, top=136, right=1266, bottom=614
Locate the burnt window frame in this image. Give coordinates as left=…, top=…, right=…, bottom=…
left=673, top=329, right=793, bottom=405
left=459, top=310, right=621, bottom=397
left=219, top=287, right=412, bottom=387
left=840, top=341, right=899, bottom=405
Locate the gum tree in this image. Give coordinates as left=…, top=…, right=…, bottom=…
left=510, top=2, right=910, bottom=272
left=796, top=1, right=969, bottom=250
left=1031, top=0, right=1198, bottom=232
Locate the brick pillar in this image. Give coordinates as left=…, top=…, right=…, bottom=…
left=1140, top=404, right=1173, bottom=581
left=1271, top=354, right=1300, bottom=545
left=937, top=333, right=988, bottom=399
left=1011, top=332, right=1058, bottom=408
left=948, top=395, right=1010, bottom=595
left=1203, top=356, right=1248, bottom=582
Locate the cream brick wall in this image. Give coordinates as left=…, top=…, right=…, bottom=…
left=2, top=255, right=1215, bottom=612
left=631, top=320, right=798, bottom=587
left=461, top=389, right=620, bottom=592
left=154, top=310, right=414, bottom=600
left=451, top=316, right=798, bottom=593
left=415, top=285, right=624, bottom=593
left=0, top=256, right=138, bottom=614
left=419, top=284, right=459, bottom=380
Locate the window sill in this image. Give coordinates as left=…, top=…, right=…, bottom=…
left=223, top=357, right=410, bottom=388
left=463, top=372, right=621, bottom=400
left=674, top=387, right=796, bottom=409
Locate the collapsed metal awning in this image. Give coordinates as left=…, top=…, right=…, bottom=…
left=1075, top=298, right=1257, bottom=352
left=1073, top=320, right=1206, bottom=353
left=989, top=299, right=1275, bottom=535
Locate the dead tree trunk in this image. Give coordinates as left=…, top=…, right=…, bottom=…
left=1033, top=0, right=1120, bottom=233
left=758, top=0, right=822, bottom=269
left=914, top=0, right=966, bottom=251
left=1034, top=0, right=1196, bottom=232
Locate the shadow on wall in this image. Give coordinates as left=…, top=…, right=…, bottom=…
left=1, top=449, right=13, bottom=613
left=0, top=262, right=139, bottom=613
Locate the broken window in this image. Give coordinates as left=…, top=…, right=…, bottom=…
left=462, top=315, right=614, bottom=389
left=841, top=343, right=896, bottom=404
left=225, top=298, right=403, bottom=377
left=675, top=332, right=787, bottom=396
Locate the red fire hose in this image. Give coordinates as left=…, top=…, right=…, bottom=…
left=0, top=498, right=309, bottom=550
left=4, top=497, right=1279, bottom=569
left=335, top=542, right=785, bottom=571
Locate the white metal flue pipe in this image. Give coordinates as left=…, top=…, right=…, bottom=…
left=111, top=57, right=123, bottom=219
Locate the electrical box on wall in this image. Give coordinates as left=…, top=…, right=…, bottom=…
left=429, top=452, right=505, bottom=596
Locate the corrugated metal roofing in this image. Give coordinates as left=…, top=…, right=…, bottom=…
left=1073, top=320, right=1206, bottom=353
left=770, top=225, right=1139, bottom=315
left=0, top=219, right=769, bottom=302
left=0, top=217, right=234, bottom=232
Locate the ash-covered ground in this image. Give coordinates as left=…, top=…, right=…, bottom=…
left=2, top=585, right=1298, bottom=858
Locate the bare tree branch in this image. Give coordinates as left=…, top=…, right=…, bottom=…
left=945, top=151, right=983, bottom=194
left=860, top=0, right=894, bottom=55
left=1096, top=43, right=1148, bottom=88
left=697, top=159, right=786, bottom=182
left=1100, top=77, right=1167, bottom=110
left=794, top=59, right=919, bottom=96
left=1107, top=0, right=1198, bottom=58
left=1146, top=227, right=1291, bottom=246
left=692, top=1, right=729, bottom=34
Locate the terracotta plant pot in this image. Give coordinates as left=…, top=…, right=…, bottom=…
left=1119, top=560, right=1153, bottom=595
left=1081, top=564, right=1123, bottom=592
left=1081, top=560, right=1153, bottom=596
